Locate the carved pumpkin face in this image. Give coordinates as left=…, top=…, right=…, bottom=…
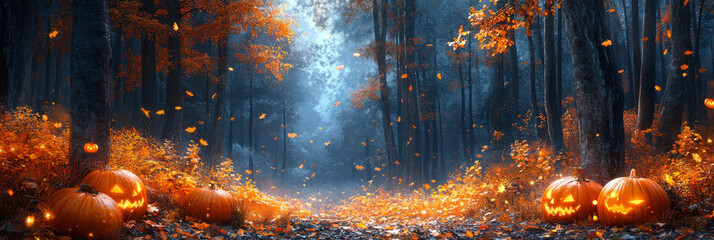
left=542, top=171, right=603, bottom=222
left=81, top=167, right=148, bottom=221
left=705, top=98, right=714, bottom=109
left=83, top=142, right=98, bottom=153
left=597, top=169, right=670, bottom=225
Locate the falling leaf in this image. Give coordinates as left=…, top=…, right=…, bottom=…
left=618, top=69, right=625, bottom=74
left=334, top=101, right=341, bottom=107
left=211, top=93, right=217, bottom=99
left=185, top=126, right=196, bottom=133
left=259, top=113, right=266, bottom=119
left=173, top=22, right=179, bottom=31
left=641, top=37, right=648, bottom=42
left=684, top=50, right=693, bottom=55
left=199, top=139, right=208, bottom=146
left=666, top=30, right=671, bottom=38
left=361, top=142, right=367, bottom=146
left=54, top=123, right=62, bottom=128
left=398, top=116, right=401, bottom=122
left=336, top=65, right=345, bottom=71
left=230, top=117, right=235, bottom=122
left=401, top=73, right=408, bottom=79
left=437, top=73, right=442, bottom=80
left=355, top=165, right=364, bottom=170
left=197, top=120, right=205, bottom=125
left=274, top=136, right=279, bottom=141
left=663, top=49, right=668, bottom=55
left=681, top=64, right=689, bottom=70
left=353, top=52, right=361, bottom=57
left=654, top=85, right=661, bottom=91
left=156, top=110, right=165, bottom=115
left=141, top=108, right=150, bottom=118
left=522, top=61, right=527, bottom=65
left=699, top=68, right=707, bottom=73
left=465, top=231, right=474, bottom=238
left=601, top=39, right=612, bottom=47
left=683, top=0, right=689, bottom=6
left=288, top=133, right=297, bottom=138
left=423, top=183, right=431, bottom=190
left=299, top=164, right=304, bottom=169
left=175, top=106, right=182, bottom=110
left=324, top=141, right=331, bottom=146
left=186, top=91, right=194, bottom=97
left=245, top=170, right=253, bottom=175
left=228, top=67, right=234, bottom=71
left=683, top=73, right=687, bottom=77
left=607, top=8, right=616, bottom=13
left=49, top=30, right=58, bottom=39
left=42, top=115, right=48, bottom=121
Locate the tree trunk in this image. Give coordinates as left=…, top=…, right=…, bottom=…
left=528, top=33, right=539, bottom=139
left=248, top=74, right=254, bottom=181
left=556, top=5, right=562, bottom=106
left=0, top=1, right=10, bottom=107
left=69, top=0, right=112, bottom=176
left=655, top=0, right=691, bottom=149
left=636, top=0, right=657, bottom=130
left=373, top=0, right=397, bottom=182
left=140, top=0, right=157, bottom=134
left=632, top=0, right=641, bottom=106
left=161, top=0, right=184, bottom=144
left=562, top=0, right=626, bottom=184
left=544, top=0, right=564, bottom=150
left=280, top=98, right=288, bottom=184
left=509, top=29, right=519, bottom=132
left=208, top=42, right=228, bottom=166
left=621, top=0, right=636, bottom=108
left=12, top=0, right=35, bottom=108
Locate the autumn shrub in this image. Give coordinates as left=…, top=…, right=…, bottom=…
left=0, top=107, right=71, bottom=219
left=0, top=107, right=304, bottom=229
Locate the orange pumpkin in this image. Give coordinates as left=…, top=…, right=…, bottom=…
left=83, top=142, right=99, bottom=153
left=597, top=169, right=670, bottom=225
left=542, top=169, right=603, bottom=222
left=45, top=184, right=123, bottom=239
left=705, top=98, right=714, bottom=109
left=182, top=186, right=236, bottom=223
left=81, top=166, right=148, bottom=221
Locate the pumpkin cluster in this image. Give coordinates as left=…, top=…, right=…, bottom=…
left=542, top=169, right=670, bottom=226
left=44, top=167, right=149, bottom=239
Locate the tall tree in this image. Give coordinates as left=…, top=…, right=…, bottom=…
left=544, top=0, right=564, bottom=150
left=161, top=0, right=184, bottom=144
left=636, top=0, right=657, bottom=130
left=372, top=0, right=398, bottom=181
left=655, top=0, right=691, bottom=149
left=632, top=0, right=641, bottom=105
left=562, top=0, right=625, bottom=183
left=140, top=0, right=158, bottom=134
left=69, top=0, right=112, bottom=176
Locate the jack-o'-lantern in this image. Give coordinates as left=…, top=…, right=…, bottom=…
left=81, top=166, right=148, bottom=221
left=182, top=186, right=236, bottom=223
left=542, top=169, right=603, bottom=222
left=84, top=142, right=98, bottom=153
left=45, top=184, right=123, bottom=239
left=705, top=98, right=714, bottom=109
left=597, top=169, right=670, bottom=225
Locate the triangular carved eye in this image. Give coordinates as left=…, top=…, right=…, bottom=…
left=110, top=185, right=124, bottom=194
left=563, top=194, right=575, bottom=202
left=546, top=189, right=552, bottom=199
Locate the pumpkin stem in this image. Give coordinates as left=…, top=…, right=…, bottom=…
left=78, top=184, right=99, bottom=195
left=629, top=169, right=636, bottom=178
left=103, top=165, right=112, bottom=171
left=574, top=167, right=586, bottom=181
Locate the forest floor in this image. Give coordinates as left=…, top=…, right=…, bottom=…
left=40, top=206, right=704, bottom=240
left=119, top=211, right=714, bottom=239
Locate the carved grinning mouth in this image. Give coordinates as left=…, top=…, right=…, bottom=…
left=117, top=198, right=145, bottom=209
left=544, top=204, right=580, bottom=216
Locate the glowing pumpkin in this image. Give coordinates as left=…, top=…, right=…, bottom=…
left=81, top=166, right=148, bottom=221
left=705, top=98, right=714, bottom=109
left=542, top=169, right=603, bottom=222
left=45, top=184, right=123, bottom=239
left=597, top=169, right=670, bottom=225
left=83, top=142, right=98, bottom=153
left=182, top=186, right=236, bottom=223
